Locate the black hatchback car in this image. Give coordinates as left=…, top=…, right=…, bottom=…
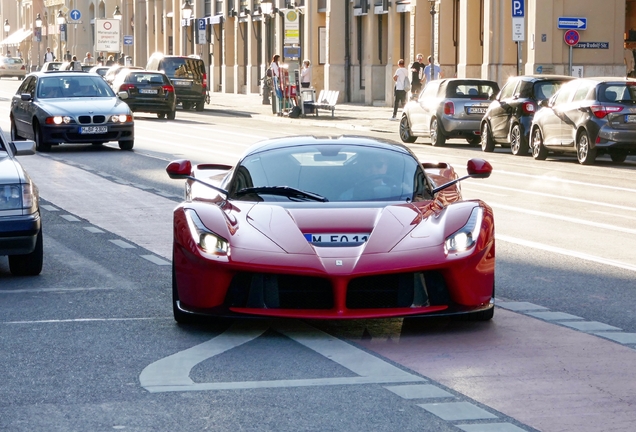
left=145, top=53, right=207, bottom=111
left=480, top=75, right=573, bottom=155
left=530, top=77, right=636, bottom=165
left=112, top=70, right=177, bottom=119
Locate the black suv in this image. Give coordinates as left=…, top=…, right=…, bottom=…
left=480, top=75, right=573, bottom=155
left=145, top=53, right=207, bottom=111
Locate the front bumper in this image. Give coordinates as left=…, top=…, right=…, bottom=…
left=0, top=211, right=41, bottom=255
left=41, top=123, right=134, bottom=144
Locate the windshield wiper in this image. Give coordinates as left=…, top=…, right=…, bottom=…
left=235, top=186, right=329, bottom=202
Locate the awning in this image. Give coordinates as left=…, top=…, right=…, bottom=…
left=0, top=29, right=33, bottom=46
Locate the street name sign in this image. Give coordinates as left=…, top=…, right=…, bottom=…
left=575, top=42, right=609, bottom=49
left=557, top=17, right=587, bottom=30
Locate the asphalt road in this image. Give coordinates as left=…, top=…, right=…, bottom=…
left=1, top=77, right=635, bottom=432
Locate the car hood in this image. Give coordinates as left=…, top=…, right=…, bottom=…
left=37, top=97, right=129, bottom=115
left=0, top=155, right=23, bottom=184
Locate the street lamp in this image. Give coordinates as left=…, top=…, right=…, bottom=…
left=428, top=0, right=437, bottom=82
left=56, top=11, right=66, bottom=61
left=113, top=6, right=123, bottom=20
left=4, top=19, right=9, bottom=56
left=35, top=14, right=43, bottom=68
left=181, top=0, right=193, bottom=56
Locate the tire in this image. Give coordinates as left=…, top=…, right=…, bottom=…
left=10, top=117, right=23, bottom=141
left=576, top=130, right=596, bottom=165
left=172, top=258, right=198, bottom=324
left=510, top=123, right=529, bottom=156
left=167, top=110, right=176, bottom=120
left=182, top=101, right=192, bottom=110
left=195, top=99, right=205, bottom=112
left=531, top=127, right=548, bottom=160
left=33, top=122, right=51, bottom=152
left=610, top=152, right=627, bottom=163
left=480, top=122, right=495, bottom=152
left=118, top=140, right=134, bottom=150
left=157, top=112, right=166, bottom=119
left=430, top=118, right=446, bottom=146
left=9, top=228, right=43, bottom=276
left=399, top=115, right=417, bottom=143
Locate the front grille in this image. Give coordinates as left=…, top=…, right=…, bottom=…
left=346, top=271, right=450, bottom=309
left=77, top=115, right=106, bottom=124
left=226, top=272, right=333, bottom=309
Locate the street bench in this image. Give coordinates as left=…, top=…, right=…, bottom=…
left=308, top=90, right=339, bottom=117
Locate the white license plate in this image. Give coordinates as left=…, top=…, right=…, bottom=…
left=79, top=126, right=108, bottom=134
left=467, top=107, right=487, bottom=114
left=304, top=233, right=370, bottom=244
left=173, top=81, right=191, bottom=87
left=140, top=89, right=158, bottom=94
left=625, top=114, right=636, bottom=123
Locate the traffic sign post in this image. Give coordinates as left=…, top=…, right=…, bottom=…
left=512, top=0, right=525, bottom=76
left=564, top=30, right=580, bottom=77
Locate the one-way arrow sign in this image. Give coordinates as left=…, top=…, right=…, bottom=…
left=557, top=17, right=587, bottom=30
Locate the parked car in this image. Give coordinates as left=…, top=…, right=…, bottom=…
left=480, top=75, right=574, bottom=155
left=0, top=133, right=42, bottom=276
left=146, top=53, right=207, bottom=111
left=399, top=78, right=500, bottom=146
left=40, top=62, right=62, bottom=72
left=89, top=65, right=110, bottom=77
left=10, top=72, right=135, bottom=151
left=530, top=77, right=636, bottom=164
left=166, top=135, right=495, bottom=323
left=0, top=56, right=27, bottom=80
left=112, top=70, right=176, bottom=119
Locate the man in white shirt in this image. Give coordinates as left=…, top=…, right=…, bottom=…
left=43, top=47, right=55, bottom=63
left=424, top=55, right=442, bottom=83
left=83, top=52, right=95, bottom=65
left=391, top=59, right=409, bottom=120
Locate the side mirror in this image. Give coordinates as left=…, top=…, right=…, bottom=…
left=466, top=158, right=493, bottom=179
left=20, top=93, right=32, bottom=101
left=166, top=159, right=193, bottom=179
left=12, top=140, right=36, bottom=156
left=117, top=91, right=129, bottom=100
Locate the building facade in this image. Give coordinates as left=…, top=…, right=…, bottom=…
left=1, top=0, right=633, bottom=106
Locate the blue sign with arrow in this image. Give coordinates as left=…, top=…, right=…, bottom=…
left=512, top=0, right=524, bottom=18
left=69, top=9, right=81, bottom=21
left=557, top=17, right=587, bottom=30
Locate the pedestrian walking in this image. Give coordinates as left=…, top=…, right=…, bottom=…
left=83, top=52, right=95, bottom=65
left=64, top=50, right=72, bottom=61
left=300, top=59, right=312, bottom=88
left=97, top=52, right=105, bottom=65
left=106, top=55, right=115, bottom=66
left=391, top=59, right=409, bottom=120
left=269, top=54, right=282, bottom=114
left=43, top=47, right=55, bottom=63
left=71, top=55, right=82, bottom=70
left=410, top=53, right=425, bottom=97
left=424, top=55, right=442, bottom=83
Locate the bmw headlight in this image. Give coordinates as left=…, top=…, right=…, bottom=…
left=46, top=116, right=72, bottom=125
left=184, top=209, right=229, bottom=255
left=445, top=207, right=483, bottom=254
left=0, top=183, right=35, bottom=211
left=111, top=114, right=132, bottom=123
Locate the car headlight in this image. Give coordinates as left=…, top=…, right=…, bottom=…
left=0, top=183, right=35, bottom=211
left=111, top=114, right=132, bottom=123
left=184, top=209, right=229, bottom=256
left=45, top=116, right=72, bottom=125
left=445, top=207, right=483, bottom=254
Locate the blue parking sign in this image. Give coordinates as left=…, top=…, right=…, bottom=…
left=198, top=18, right=206, bottom=31
left=123, top=35, right=133, bottom=46
left=512, top=0, right=524, bottom=17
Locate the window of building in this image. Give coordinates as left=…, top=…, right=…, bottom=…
left=318, top=0, right=327, bottom=11
left=215, top=0, right=224, bottom=15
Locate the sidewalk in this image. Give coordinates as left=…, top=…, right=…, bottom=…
left=206, top=92, right=398, bottom=134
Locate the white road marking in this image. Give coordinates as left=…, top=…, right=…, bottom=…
left=491, top=203, right=636, bottom=235
left=589, top=210, right=636, bottom=221
left=496, top=170, right=636, bottom=194
left=0, top=287, right=115, bottom=294
left=497, top=234, right=636, bottom=273
left=3, top=317, right=168, bottom=324
left=140, top=319, right=424, bottom=393
left=109, top=239, right=136, bottom=249
left=140, top=255, right=171, bottom=265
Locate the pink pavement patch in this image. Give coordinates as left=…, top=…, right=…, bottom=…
left=356, top=308, right=636, bottom=432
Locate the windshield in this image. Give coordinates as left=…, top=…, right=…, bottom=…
left=229, top=144, right=432, bottom=203
left=598, top=83, right=636, bottom=102
left=447, top=81, right=498, bottom=99
left=37, top=76, right=116, bottom=99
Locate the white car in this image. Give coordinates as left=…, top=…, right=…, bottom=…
left=0, top=56, right=27, bottom=80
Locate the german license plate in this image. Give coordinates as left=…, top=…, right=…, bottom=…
left=304, top=233, right=370, bottom=244
left=140, top=89, right=158, bottom=94
left=467, top=106, right=487, bottom=114
left=173, top=80, right=190, bottom=86
left=625, top=114, right=636, bottom=123
left=79, top=126, right=107, bottom=134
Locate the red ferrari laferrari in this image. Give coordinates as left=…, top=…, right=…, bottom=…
left=167, top=136, right=495, bottom=323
